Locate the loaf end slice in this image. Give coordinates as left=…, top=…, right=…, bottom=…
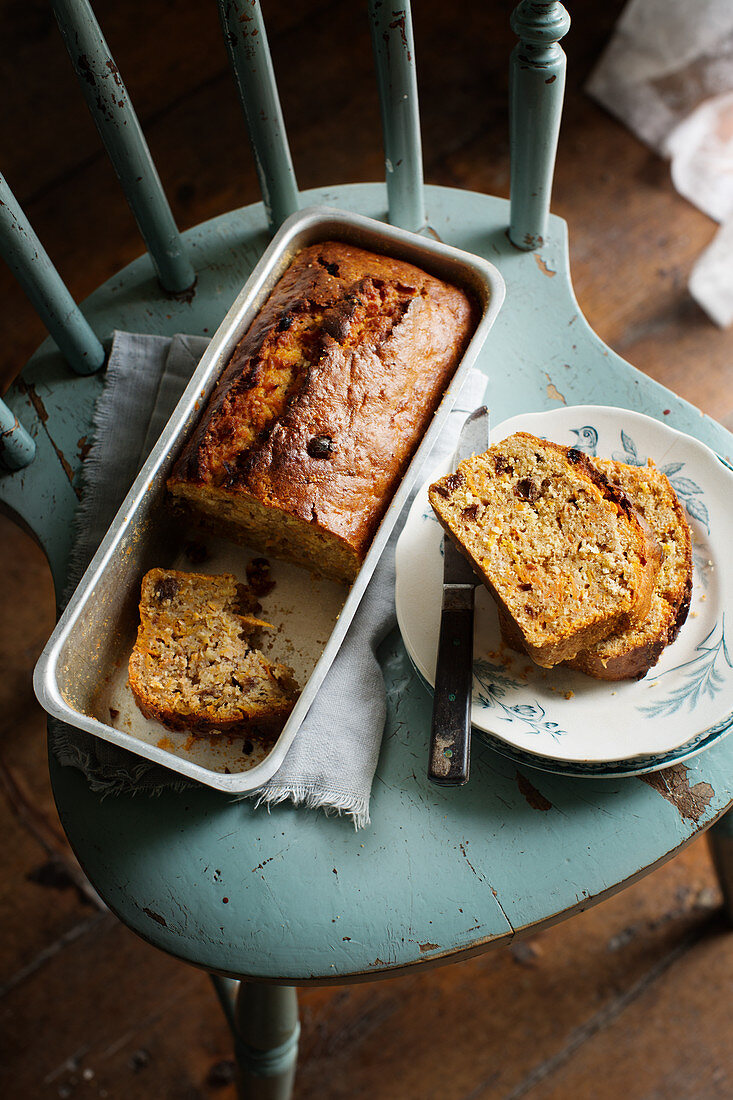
left=566, top=459, right=692, bottom=680
left=128, top=569, right=299, bottom=736
left=429, top=433, right=661, bottom=667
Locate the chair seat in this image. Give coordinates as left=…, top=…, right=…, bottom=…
left=5, top=183, right=732, bottom=982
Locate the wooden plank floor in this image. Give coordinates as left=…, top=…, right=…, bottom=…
left=1, top=2, right=732, bottom=1097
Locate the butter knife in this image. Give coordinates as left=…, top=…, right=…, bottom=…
left=428, top=406, right=490, bottom=786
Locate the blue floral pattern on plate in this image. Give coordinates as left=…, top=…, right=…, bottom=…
left=610, top=427, right=710, bottom=531
left=568, top=423, right=710, bottom=529
left=395, top=405, right=733, bottom=774
left=637, top=617, right=732, bottom=718
left=472, top=659, right=567, bottom=742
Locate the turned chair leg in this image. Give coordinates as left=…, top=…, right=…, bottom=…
left=508, top=1, right=571, bottom=250
left=708, top=808, right=733, bottom=923
left=211, top=976, right=300, bottom=1099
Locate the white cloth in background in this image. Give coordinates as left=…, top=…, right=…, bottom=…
left=51, top=330, right=486, bottom=828
left=587, top=0, right=733, bottom=327
left=587, top=0, right=733, bottom=155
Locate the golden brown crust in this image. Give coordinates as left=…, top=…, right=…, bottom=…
left=569, top=632, right=669, bottom=682
left=566, top=460, right=692, bottom=681
left=429, top=434, right=662, bottom=667
left=667, top=572, right=693, bottom=646
left=169, top=241, right=478, bottom=582
left=130, top=694, right=293, bottom=738
left=564, top=448, right=662, bottom=628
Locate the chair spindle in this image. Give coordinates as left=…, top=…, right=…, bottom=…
left=0, top=172, right=105, bottom=379
left=0, top=402, right=36, bottom=471
left=368, top=0, right=426, bottom=232
left=217, top=0, right=299, bottom=232
left=509, top=1, right=570, bottom=250
left=50, top=0, right=196, bottom=294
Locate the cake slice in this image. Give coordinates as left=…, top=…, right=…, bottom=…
left=565, top=459, right=692, bottom=680
left=129, top=569, right=299, bottom=736
left=428, top=433, right=661, bottom=667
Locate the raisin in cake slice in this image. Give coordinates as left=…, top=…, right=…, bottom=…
left=428, top=433, right=661, bottom=668
left=565, top=459, right=692, bottom=680
left=129, top=569, right=298, bottom=736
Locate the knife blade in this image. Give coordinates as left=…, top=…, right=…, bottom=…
left=428, top=405, right=490, bottom=786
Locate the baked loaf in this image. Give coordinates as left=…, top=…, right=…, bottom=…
left=429, top=433, right=662, bottom=667
left=565, top=459, right=692, bottom=680
left=168, top=241, right=477, bottom=584
left=129, top=569, right=299, bottom=736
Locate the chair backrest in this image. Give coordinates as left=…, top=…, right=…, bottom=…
left=0, top=0, right=570, bottom=472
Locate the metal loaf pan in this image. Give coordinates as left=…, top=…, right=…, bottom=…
left=34, top=206, right=505, bottom=792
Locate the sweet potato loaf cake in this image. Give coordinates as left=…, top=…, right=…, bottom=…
left=429, top=433, right=662, bottom=667
left=168, top=241, right=477, bottom=583
left=129, top=569, right=299, bottom=736
left=566, top=459, right=692, bottom=680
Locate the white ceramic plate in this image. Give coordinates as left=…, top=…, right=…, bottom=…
left=395, top=405, right=733, bottom=769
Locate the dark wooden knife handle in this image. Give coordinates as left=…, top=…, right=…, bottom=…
left=428, top=587, right=475, bottom=786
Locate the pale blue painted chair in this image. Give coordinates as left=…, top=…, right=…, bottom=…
left=2, top=2, right=733, bottom=1096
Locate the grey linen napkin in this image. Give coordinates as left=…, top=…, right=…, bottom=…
left=51, top=330, right=486, bottom=827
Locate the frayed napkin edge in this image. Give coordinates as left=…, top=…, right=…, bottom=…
left=52, top=723, right=193, bottom=797
left=244, top=784, right=371, bottom=830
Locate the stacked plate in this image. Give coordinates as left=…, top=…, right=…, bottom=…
left=395, top=406, right=733, bottom=778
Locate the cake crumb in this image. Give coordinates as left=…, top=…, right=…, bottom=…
left=157, top=736, right=174, bottom=750
left=564, top=690, right=574, bottom=700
